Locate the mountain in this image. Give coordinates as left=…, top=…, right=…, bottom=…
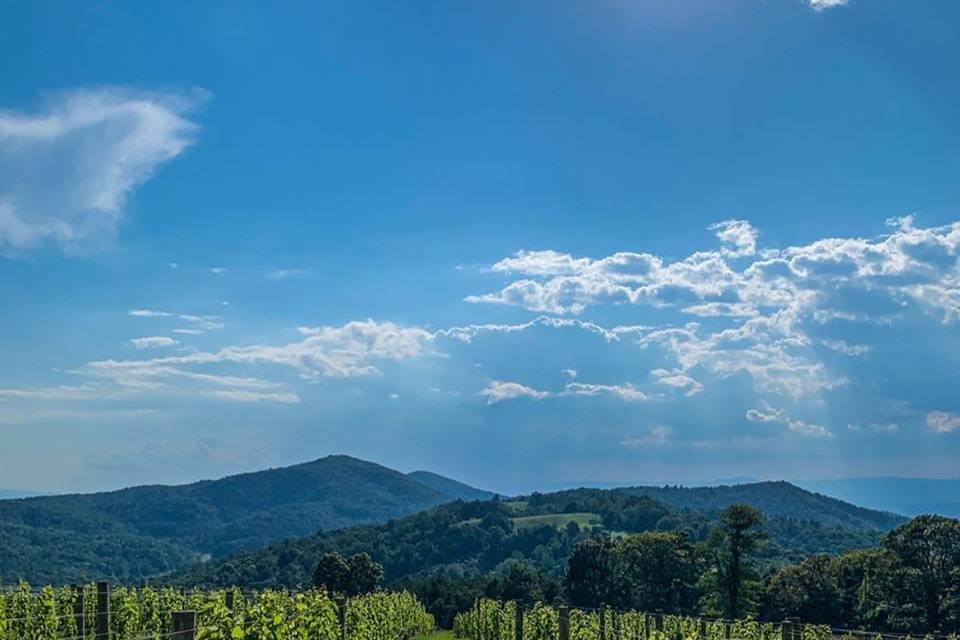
left=0, top=489, right=45, bottom=499
left=620, top=480, right=905, bottom=530
left=797, top=477, right=960, bottom=518
left=407, top=471, right=495, bottom=501
left=172, top=481, right=905, bottom=589
left=0, top=455, right=488, bottom=584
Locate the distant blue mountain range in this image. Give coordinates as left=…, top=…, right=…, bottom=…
left=796, top=478, right=960, bottom=518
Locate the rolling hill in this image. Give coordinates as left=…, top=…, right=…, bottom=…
left=797, top=477, right=960, bottom=518
left=0, top=455, right=491, bottom=584
left=406, top=471, right=495, bottom=502
left=171, top=481, right=906, bottom=589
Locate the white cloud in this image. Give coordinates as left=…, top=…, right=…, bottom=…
left=438, top=314, right=644, bottom=343
left=129, top=309, right=172, bottom=318
left=651, top=368, right=704, bottom=396
left=269, top=268, right=311, bottom=280
left=0, top=88, right=202, bottom=255
left=205, top=389, right=299, bottom=404
left=746, top=404, right=831, bottom=437
left=561, top=368, right=578, bottom=379
left=926, top=411, right=960, bottom=433
left=809, top=0, right=848, bottom=11
left=478, top=379, right=649, bottom=404
left=129, top=309, right=223, bottom=333
left=470, top=217, right=960, bottom=402
left=209, top=267, right=227, bottom=274
left=129, top=336, right=179, bottom=349
left=709, top=219, right=759, bottom=258
left=821, top=340, right=871, bottom=356
left=479, top=381, right=550, bottom=404
left=564, top=382, right=648, bottom=401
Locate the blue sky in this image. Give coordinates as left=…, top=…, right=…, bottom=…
left=1, top=0, right=959, bottom=494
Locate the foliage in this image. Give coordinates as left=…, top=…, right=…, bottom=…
left=312, top=553, right=383, bottom=597
left=0, top=583, right=433, bottom=640
left=0, top=456, right=473, bottom=584
left=701, top=505, right=766, bottom=619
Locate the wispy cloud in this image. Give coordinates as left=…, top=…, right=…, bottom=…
left=0, top=88, right=203, bottom=255
left=269, top=268, right=312, bottom=280
left=808, top=0, right=849, bottom=11
left=746, top=403, right=831, bottom=437
left=478, top=379, right=649, bottom=404
left=129, top=336, right=179, bottom=349
left=129, top=309, right=224, bottom=333
left=621, top=425, right=672, bottom=447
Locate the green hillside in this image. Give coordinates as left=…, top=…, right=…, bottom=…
left=171, top=482, right=904, bottom=588
left=407, top=471, right=495, bottom=501
left=0, top=455, right=483, bottom=584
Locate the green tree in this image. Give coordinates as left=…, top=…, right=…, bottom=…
left=312, top=552, right=351, bottom=594
left=565, top=536, right=624, bottom=608
left=882, top=515, right=960, bottom=632
left=617, top=531, right=701, bottom=613
left=703, top=504, right=766, bottom=618
left=346, top=552, right=384, bottom=595
left=312, top=552, right=383, bottom=596
left=485, top=559, right=558, bottom=605
left=762, top=554, right=840, bottom=624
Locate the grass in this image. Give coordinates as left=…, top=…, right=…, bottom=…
left=512, top=512, right=602, bottom=529
left=453, top=511, right=603, bottom=530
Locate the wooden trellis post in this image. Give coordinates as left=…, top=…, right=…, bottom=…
left=95, top=582, right=110, bottom=640
left=172, top=611, right=196, bottom=640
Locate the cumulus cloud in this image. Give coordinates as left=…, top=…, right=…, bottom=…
left=926, top=411, right=960, bottom=433
left=129, top=336, right=179, bottom=349
left=709, top=219, right=759, bottom=258
left=470, top=217, right=960, bottom=402
left=0, top=88, right=203, bottom=255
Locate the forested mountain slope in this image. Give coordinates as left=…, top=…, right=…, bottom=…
left=407, top=471, right=495, bottom=501
left=173, top=482, right=905, bottom=588
left=0, top=455, right=488, bottom=584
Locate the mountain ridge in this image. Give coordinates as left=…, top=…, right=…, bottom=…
left=0, top=454, right=490, bottom=584
left=171, top=479, right=905, bottom=589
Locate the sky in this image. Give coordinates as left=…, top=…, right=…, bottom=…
left=1, top=0, right=959, bottom=495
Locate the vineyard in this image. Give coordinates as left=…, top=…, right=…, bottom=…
left=451, top=599, right=911, bottom=640
left=0, top=583, right=434, bottom=640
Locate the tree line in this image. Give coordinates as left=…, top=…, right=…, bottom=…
left=387, top=506, right=960, bottom=632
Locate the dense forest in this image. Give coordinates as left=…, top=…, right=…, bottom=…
left=0, top=456, right=488, bottom=583
left=289, top=506, right=960, bottom=635
left=172, top=485, right=899, bottom=589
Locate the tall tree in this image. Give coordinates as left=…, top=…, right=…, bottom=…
left=346, top=552, right=384, bottom=595
left=617, top=531, right=701, bottom=613
left=762, top=554, right=840, bottom=624
left=883, top=515, right=960, bottom=632
left=703, top=504, right=766, bottom=619
left=565, top=536, right=624, bottom=608
left=312, top=552, right=383, bottom=596
left=312, top=552, right=351, bottom=594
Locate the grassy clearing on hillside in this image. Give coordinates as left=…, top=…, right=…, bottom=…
left=512, top=512, right=602, bottom=528
left=454, top=511, right=602, bottom=530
